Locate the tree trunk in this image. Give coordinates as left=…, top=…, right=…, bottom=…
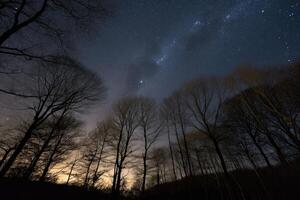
left=0, top=148, right=12, bottom=169
left=177, top=104, right=193, bottom=176
left=23, top=133, right=53, bottom=179
left=264, top=130, right=288, bottom=165
left=115, top=163, right=123, bottom=194
left=83, top=151, right=97, bottom=187
left=179, top=118, right=193, bottom=176
left=212, top=138, right=229, bottom=176
left=141, top=151, right=147, bottom=193
left=66, top=159, right=77, bottom=184
left=39, top=133, right=63, bottom=182
left=242, top=94, right=288, bottom=166
left=0, top=126, right=34, bottom=177
left=24, top=110, right=67, bottom=179
left=167, top=123, right=177, bottom=180
left=248, top=132, right=273, bottom=169
left=173, top=123, right=187, bottom=176
left=245, top=152, right=257, bottom=170
left=0, top=0, right=48, bottom=46
left=156, top=165, right=160, bottom=186
left=112, top=165, right=119, bottom=193
left=112, top=128, right=123, bottom=193
left=92, top=144, right=105, bottom=187
left=195, top=150, right=204, bottom=175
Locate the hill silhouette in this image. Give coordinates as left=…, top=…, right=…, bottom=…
left=1, top=162, right=300, bottom=200
left=141, top=162, right=300, bottom=200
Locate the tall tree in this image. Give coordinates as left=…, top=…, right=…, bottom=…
left=39, top=117, right=80, bottom=182
left=162, top=94, right=193, bottom=177
left=230, top=67, right=290, bottom=165
left=160, top=104, right=177, bottom=181
left=110, top=97, right=140, bottom=195
left=0, top=57, right=105, bottom=177
left=81, top=120, right=110, bottom=188
left=184, top=77, right=230, bottom=176
left=138, top=97, right=161, bottom=193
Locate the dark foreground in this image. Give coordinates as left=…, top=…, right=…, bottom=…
left=1, top=165, right=300, bottom=200
left=142, top=166, right=300, bottom=200
left=0, top=179, right=112, bottom=200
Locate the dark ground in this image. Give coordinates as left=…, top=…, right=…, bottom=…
left=1, top=164, right=300, bottom=200
left=141, top=164, right=300, bottom=200
left=0, top=178, right=112, bottom=200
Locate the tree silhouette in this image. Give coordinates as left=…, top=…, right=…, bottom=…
left=0, top=57, right=105, bottom=177
left=137, top=97, right=161, bottom=193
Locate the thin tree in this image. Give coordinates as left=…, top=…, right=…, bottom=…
left=38, top=114, right=80, bottom=181
left=223, top=95, right=273, bottom=169
left=81, top=120, right=110, bottom=188
left=66, top=153, right=80, bottom=185
left=23, top=110, right=71, bottom=179
left=110, top=97, right=140, bottom=195
left=160, top=104, right=177, bottom=180
left=138, top=97, right=161, bottom=192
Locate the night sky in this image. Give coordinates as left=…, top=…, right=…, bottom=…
left=75, top=0, right=300, bottom=126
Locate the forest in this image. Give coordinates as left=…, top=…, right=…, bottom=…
left=0, top=0, right=300, bottom=200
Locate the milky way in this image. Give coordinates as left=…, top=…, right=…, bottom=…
left=76, top=0, right=300, bottom=125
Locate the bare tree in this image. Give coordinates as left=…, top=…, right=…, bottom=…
left=160, top=103, right=177, bottom=181
left=0, top=135, right=17, bottom=169
left=229, top=67, right=290, bottom=165
left=161, top=93, right=193, bottom=177
left=223, top=94, right=273, bottom=169
left=81, top=120, right=111, bottom=188
left=0, top=0, right=110, bottom=105
left=110, top=97, right=140, bottom=195
left=23, top=110, right=69, bottom=179
left=0, top=57, right=105, bottom=177
left=148, top=147, right=168, bottom=187
left=23, top=113, right=81, bottom=180
left=137, top=97, right=161, bottom=193
left=66, top=153, right=80, bottom=185
left=38, top=115, right=81, bottom=182
left=186, top=131, right=207, bottom=176
left=0, top=0, right=109, bottom=60
left=184, top=77, right=230, bottom=176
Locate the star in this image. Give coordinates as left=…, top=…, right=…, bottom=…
left=289, top=12, right=294, bottom=17
left=223, top=14, right=231, bottom=22
left=193, top=20, right=202, bottom=26
left=137, top=80, right=144, bottom=88
left=156, top=55, right=167, bottom=65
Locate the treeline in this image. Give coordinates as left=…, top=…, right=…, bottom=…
left=0, top=61, right=299, bottom=198
left=0, top=2, right=299, bottom=198
left=134, top=63, right=300, bottom=193
left=0, top=0, right=109, bottom=186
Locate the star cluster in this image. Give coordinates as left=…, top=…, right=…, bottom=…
left=77, top=0, right=300, bottom=103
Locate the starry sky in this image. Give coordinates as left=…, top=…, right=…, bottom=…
left=75, top=0, right=300, bottom=125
